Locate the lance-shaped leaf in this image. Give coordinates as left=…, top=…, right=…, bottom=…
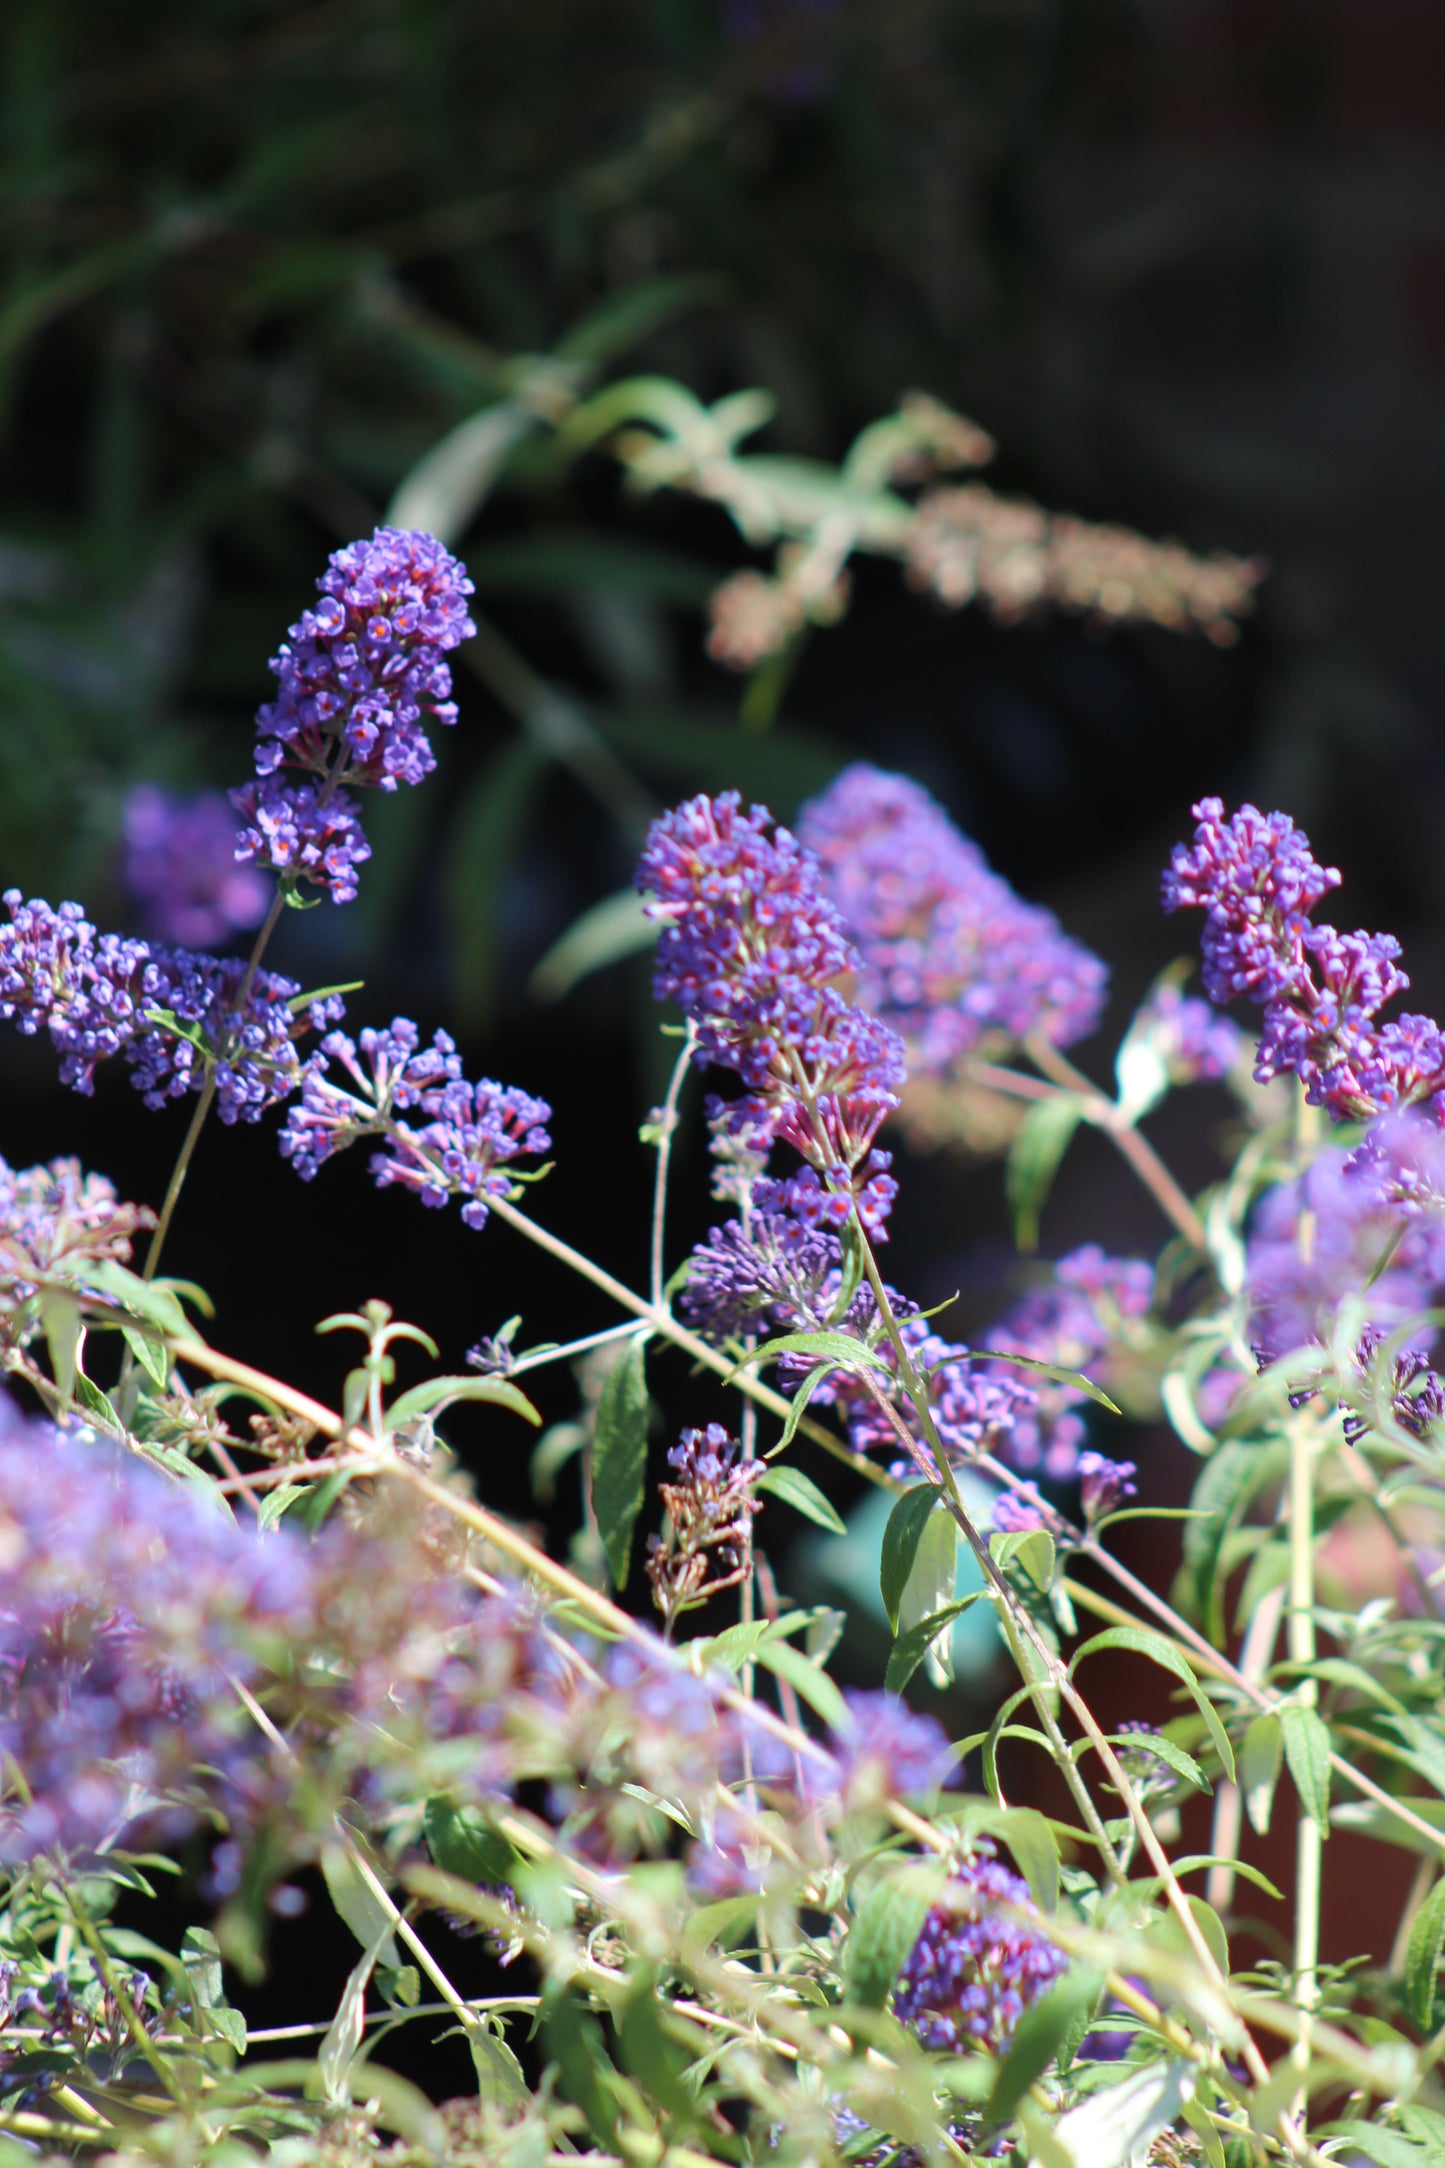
left=384, top=1373, right=540, bottom=1432
left=1006, top=1096, right=1082, bottom=1252
left=757, top=1464, right=846, bottom=1533
left=1404, top=1876, right=1445, bottom=2031
left=1280, top=1703, right=1332, bottom=1839
left=591, top=1333, right=652, bottom=1587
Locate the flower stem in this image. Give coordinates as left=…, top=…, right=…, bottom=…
left=138, top=880, right=290, bottom=1290
left=1021, top=1034, right=1209, bottom=1250
left=1288, top=1419, right=1322, bottom=2112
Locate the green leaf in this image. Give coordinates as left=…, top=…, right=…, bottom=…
left=181, top=1927, right=225, bottom=2012
left=616, top=1966, right=701, bottom=2130
left=469, top=2019, right=529, bottom=2107
left=885, top=1595, right=987, bottom=1692
left=899, top=1500, right=961, bottom=1686
left=119, top=1321, right=169, bottom=1389
left=74, top=1373, right=122, bottom=1432
left=843, top=1863, right=947, bottom=2009
left=1183, top=1439, right=1279, bottom=1640
left=319, top=1919, right=390, bottom=2105
left=258, top=1481, right=308, bottom=1533
left=541, top=1981, right=621, bottom=2150
left=980, top=1346, right=1121, bottom=1416
left=1329, top=2125, right=1434, bottom=2168
left=725, top=1328, right=886, bottom=1383
left=757, top=1464, right=846, bottom=1533
left=1005, top=1097, right=1082, bottom=1253
left=591, top=1334, right=651, bottom=1587
left=1045, top=2058, right=1197, bottom=2168
left=445, top=739, right=548, bottom=1029
left=37, top=1285, right=81, bottom=1403
left=992, top=1527, right=1056, bottom=1592
left=989, top=1970, right=1101, bottom=2127
left=1071, top=1626, right=1236, bottom=1784
left=1240, top=1713, right=1284, bottom=1837
left=423, top=1798, right=522, bottom=1888
left=770, top=1360, right=837, bottom=1452
left=384, top=1373, right=540, bottom=1431
left=1280, top=1703, right=1332, bottom=1839
left=1403, top=1875, right=1445, bottom=2029
left=320, top=1843, right=400, bottom=1969
left=530, top=887, right=657, bottom=1002
left=754, top=1636, right=847, bottom=1728
left=880, top=1484, right=944, bottom=1632
left=387, top=401, right=537, bottom=542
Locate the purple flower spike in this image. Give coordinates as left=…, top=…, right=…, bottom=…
left=798, top=763, right=1107, bottom=1068
left=637, top=791, right=906, bottom=1233
left=256, top=527, right=475, bottom=791
left=242, top=527, right=475, bottom=902
left=895, top=1846, right=1068, bottom=2055
left=281, top=1018, right=549, bottom=1231
left=120, top=785, right=270, bottom=948
left=1164, top=798, right=1445, bottom=1121
left=0, top=890, right=340, bottom=1121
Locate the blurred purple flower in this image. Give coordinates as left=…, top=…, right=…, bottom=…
left=0, top=1403, right=314, bottom=1863
left=798, top=763, right=1107, bottom=1069
left=1246, top=1142, right=1445, bottom=1364
left=120, top=786, right=270, bottom=948
left=982, top=1245, right=1153, bottom=1481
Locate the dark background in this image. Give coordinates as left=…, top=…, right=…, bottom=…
left=3, top=0, right=1442, bottom=2058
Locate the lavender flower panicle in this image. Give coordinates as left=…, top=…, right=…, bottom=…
left=1164, top=798, right=1445, bottom=1121
left=280, top=1017, right=551, bottom=1231
left=797, top=763, right=1107, bottom=1069
left=894, top=1846, right=1068, bottom=2055
left=1246, top=1142, right=1445, bottom=1365
left=826, top=1690, right=956, bottom=1811
left=1077, top=1451, right=1137, bottom=1521
left=982, top=1245, right=1153, bottom=1481
left=0, top=1405, right=315, bottom=1864
left=0, top=891, right=342, bottom=1122
left=120, top=786, right=270, bottom=948
left=235, top=528, right=475, bottom=903
left=636, top=792, right=906, bottom=1235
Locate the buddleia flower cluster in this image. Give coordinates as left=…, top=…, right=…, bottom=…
left=0, top=1402, right=314, bottom=1863
left=279, top=1017, right=552, bottom=1231
left=893, top=1846, right=1069, bottom=2056
left=797, top=762, right=1107, bottom=1070
left=120, top=784, right=271, bottom=949
left=1164, top=796, right=1445, bottom=1121
left=233, top=527, right=476, bottom=904
left=0, top=891, right=342, bottom=1122
left=636, top=790, right=906, bottom=1235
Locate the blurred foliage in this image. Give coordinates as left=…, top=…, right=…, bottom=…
left=0, top=0, right=1276, bottom=1012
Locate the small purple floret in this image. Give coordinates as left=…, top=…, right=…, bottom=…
left=894, top=1848, right=1068, bottom=2055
